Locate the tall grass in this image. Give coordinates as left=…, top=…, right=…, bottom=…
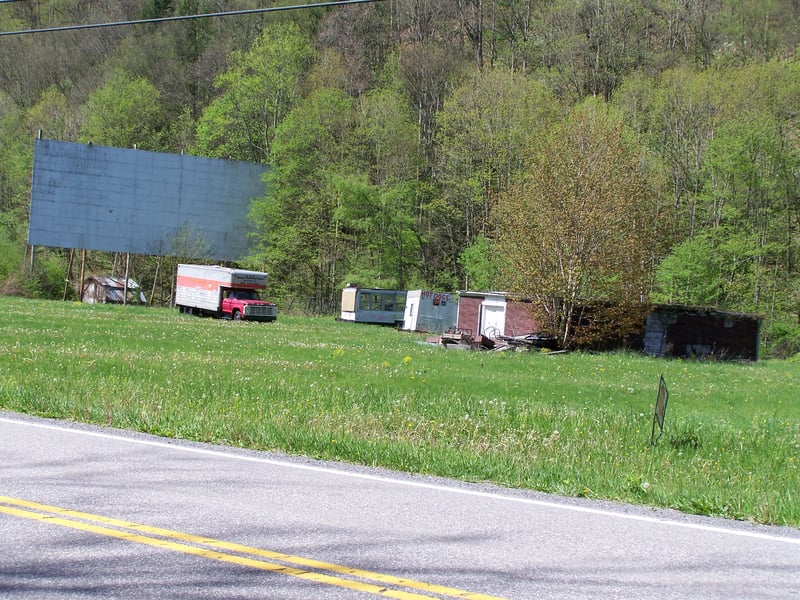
left=1, top=297, right=798, bottom=527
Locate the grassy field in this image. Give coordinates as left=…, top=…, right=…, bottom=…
left=1, top=296, right=798, bottom=527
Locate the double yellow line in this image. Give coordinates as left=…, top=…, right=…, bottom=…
left=0, top=496, right=505, bottom=600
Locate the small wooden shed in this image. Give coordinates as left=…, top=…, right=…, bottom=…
left=81, top=275, right=147, bottom=305
left=643, top=305, right=761, bottom=360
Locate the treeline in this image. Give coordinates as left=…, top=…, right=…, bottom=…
left=1, top=1, right=799, bottom=353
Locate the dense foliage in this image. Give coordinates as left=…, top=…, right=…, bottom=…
left=1, top=0, right=799, bottom=352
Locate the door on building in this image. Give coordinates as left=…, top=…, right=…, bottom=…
left=480, top=296, right=506, bottom=337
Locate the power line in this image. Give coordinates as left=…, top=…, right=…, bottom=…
left=0, top=0, right=386, bottom=36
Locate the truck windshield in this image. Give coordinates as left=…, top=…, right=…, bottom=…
left=231, top=289, right=259, bottom=300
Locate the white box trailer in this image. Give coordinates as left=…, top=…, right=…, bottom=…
left=175, top=264, right=277, bottom=321
left=402, top=290, right=458, bottom=333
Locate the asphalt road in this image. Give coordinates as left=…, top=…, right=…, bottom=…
left=1, top=411, right=799, bottom=599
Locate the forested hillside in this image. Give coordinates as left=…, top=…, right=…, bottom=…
left=1, top=0, right=799, bottom=353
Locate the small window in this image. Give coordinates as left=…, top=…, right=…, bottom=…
left=359, top=292, right=371, bottom=310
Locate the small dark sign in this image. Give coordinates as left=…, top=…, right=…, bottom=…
left=651, top=375, right=669, bottom=445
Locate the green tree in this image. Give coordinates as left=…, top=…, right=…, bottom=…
left=651, top=233, right=724, bottom=306
left=618, top=59, right=800, bottom=330
left=718, top=0, right=799, bottom=63
left=521, top=0, right=657, bottom=101
left=697, top=112, right=800, bottom=317
left=399, top=42, right=466, bottom=170
left=193, top=21, right=313, bottom=162
left=80, top=70, right=167, bottom=150
left=355, top=85, right=422, bottom=186
left=174, top=0, right=208, bottom=65
left=333, top=176, right=421, bottom=289
left=458, top=234, right=498, bottom=291
left=26, top=86, right=81, bottom=141
left=249, top=88, right=357, bottom=305
left=436, top=67, right=561, bottom=263
left=317, top=4, right=392, bottom=96
left=576, top=0, right=654, bottom=100
left=494, top=98, right=664, bottom=347
left=0, top=95, right=32, bottom=289
left=487, top=0, right=537, bottom=72
left=614, top=65, right=740, bottom=243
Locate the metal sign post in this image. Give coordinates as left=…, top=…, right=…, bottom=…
left=651, top=375, right=669, bottom=446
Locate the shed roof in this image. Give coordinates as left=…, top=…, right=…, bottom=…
left=650, top=303, right=762, bottom=322
left=85, top=275, right=141, bottom=289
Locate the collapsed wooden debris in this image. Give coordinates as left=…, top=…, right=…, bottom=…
left=430, top=329, right=559, bottom=352
left=494, top=332, right=559, bottom=352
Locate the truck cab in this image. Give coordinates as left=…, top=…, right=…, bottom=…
left=222, top=288, right=277, bottom=322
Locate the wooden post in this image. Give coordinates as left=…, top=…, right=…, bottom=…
left=123, top=253, right=130, bottom=305
left=169, top=262, right=176, bottom=308
left=62, top=248, right=75, bottom=301
left=150, top=256, right=161, bottom=307
left=78, top=250, right=86, bottom=302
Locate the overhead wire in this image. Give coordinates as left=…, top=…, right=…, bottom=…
left=0, top=0, right=386, bottom=36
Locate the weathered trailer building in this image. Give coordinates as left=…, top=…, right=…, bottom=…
left=643, top=305, right=761, bottom=360
left=339, top=286, right=407, bottom=326
left=401, top=290, right=458, bottom=334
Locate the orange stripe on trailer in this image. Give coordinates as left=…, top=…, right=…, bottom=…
left=176, top=275, right=265, bottom=291
left=176, top=275, right=221, bottom=290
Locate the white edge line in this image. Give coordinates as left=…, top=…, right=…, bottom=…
left=3, top=415, right=800, bottom=546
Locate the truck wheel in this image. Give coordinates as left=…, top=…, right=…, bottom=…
left=232, top=310, right=242, bottom=321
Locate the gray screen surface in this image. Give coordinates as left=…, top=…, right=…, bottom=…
left=28, top=139, right=269, bottom=261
